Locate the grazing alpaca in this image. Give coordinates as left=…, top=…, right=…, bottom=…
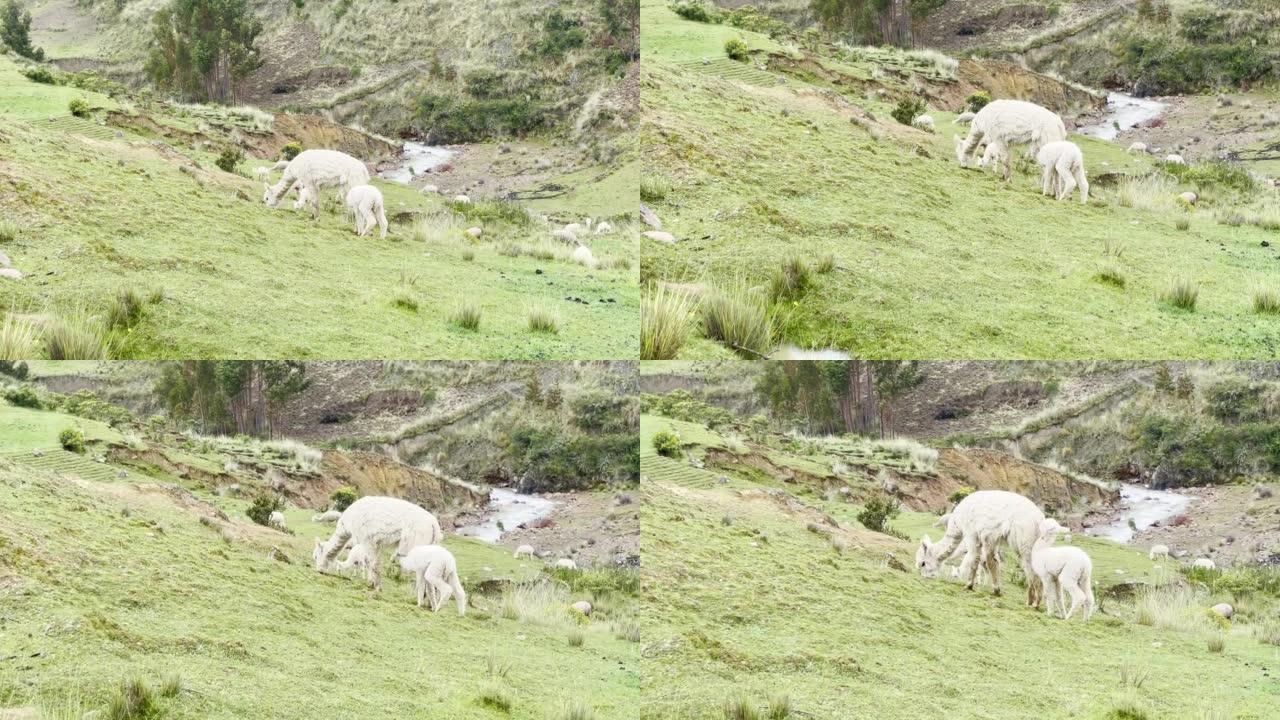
left=345, top=184, right=388, bottom=238
left=263, top=149, right=370, bottom=219
left=1036, top=140, right=1089, bottom=204
left=916, top=490, right=1046, bottom=606
left=254, top=167, right=271, bottom=181
left=513, top=544, right=536, bottom=559
left=1148, top=544, right=1170, bottom=560
left=1030, top=519, right=1095, bottom=621
left=313, top=496, right=443, bottom=590
left=955, top=99, right=1067, bottom=181
left=555, top=558, right=578, bottom=570
left=399, top=544, right=467, bottom=615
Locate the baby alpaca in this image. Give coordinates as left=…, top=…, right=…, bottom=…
left=1036, top=140, right=1089, bottom=204
left=1126, top=142, right=1148, bottom=154
left=1148, top=544, right=1170, bottom=560
left=399, top=545, right=467, bottom=615
left=513, top=544, right=536, bottom=559
left=1193, top=558, right=1216, bottom=570
left=254, top=167, right=271, bottom=181
left=268, top=511, right=287, bottom=530
left=1030, top=519, right=1095, bottom=621
left=345, top=184, right=388, bottom=238
left=955, top=99, right=1067, bottom=180
left=555, top=558, right=578, bottom=570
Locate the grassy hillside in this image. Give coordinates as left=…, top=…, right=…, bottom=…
left=640, top=1, right=1280, bottom=359
left=0, top=56, right=639, bottom=360
left=639, top=413, right=1280, bottom=719
left=0, top=403, right=641, bottom=719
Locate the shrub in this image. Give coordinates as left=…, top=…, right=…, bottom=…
left=768, top=256, right=812, bottom=302
left=537, top=9, right=586, bottom=58
left=672, top=2, right=719, bottom=23
left=0, top=359, right=28, bottom=380
left=23, top=66, right=56, bottom=84
left=330, top=486, right=358, bottom=512
left=281, top=142, right=303, bottom=160
left=450, top=302, right=482, bottom=330
left=947, top=486, right=975, bottom=505
left=641, top=284, right=695, bottom=360
left=1252, top=288, right=1280, bottom=314
left=639, top=176, right=670, bottom=202
left=725, top=37, right=749, bottom=61
left=414, top=94, right=543, bottom=143
left=891, top=96, right=928, bottom=126
left=1161, top=277, right=1198, bottom=310
left=0, top=314, right=39, bottom=362
left=59, top=427, right=85, bottom=453
left=246, top=493, right=285, bottom=526
left=106, top=677, right=159, bottom=720
left=652, top=430, right=681, bottom=458
left=702, top=281, right=772, bottom=357
left=68, top=97, right=90, bottom=118
left=856, top=494, right=900, bottom=533
left=215, top=147, right=244, bottom=173
left=965, top=91, right=991, bottom=113
left=4, top=385, right=41, bottom=408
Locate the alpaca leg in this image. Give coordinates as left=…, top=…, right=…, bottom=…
left=983, top=547, right=1002, bottom=596
left=1063, top=581, right=1085, bottom=620
left=415, top=569, right=427, bottom=607
left=310, top=185, right=321, bottom=220
left=961, top=536, right=982, bottom=590
left=1056, top=163, right=1077, bottom=201
left=427, top=575, right=451, bottom=613
left=376, top=205, right=387, bottom=239
left=367, top=552, right=382, bottom=591
left=1076, top=168, right=1089, bottom=204
left=1041, top=166, right=1055, bottom=196
left=1041, top=574, right=1058, bottom=617
left=451, top=575, right=467, bottom=615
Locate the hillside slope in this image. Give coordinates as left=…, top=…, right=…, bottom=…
left=0, top=57, right=639, bottom=359
left=640, top=2, right=1280, bottom=358
left=639, top=414, right=1280, bottom=719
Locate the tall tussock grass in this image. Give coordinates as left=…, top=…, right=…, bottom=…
left=0, top=313, right=40, bottom=360
left=641, top=284, right=695, bottom=360
left=702, top=280, right=772, bottom=357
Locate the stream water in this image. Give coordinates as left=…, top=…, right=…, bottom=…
left=1077, top=92, right=1167, bottom=141
left=454, top=488, right=557, bottom=543
left=1086, top=483, right=1192, bottom=543
left=377, top=141, right=453, bottom=184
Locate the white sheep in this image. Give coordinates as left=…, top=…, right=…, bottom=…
left=1029, top=519, right=1095, bottom=621
left=912, top=114, right=935, bottom=133
left=313, top=495, right=444, bottom=590
left=1148, top=544, right=1170, bottom=560
left=1179, top=191, right=1198, bottom=205
left=254, top=167, right=271, bottom=182
left=263, top=149, right=370, bottom=220
left=268, top=511, right=287, bottom=530
left=345, top=184, right=388, bottom=239
left=1036, top=140, right=1089, bottom=204
left=916, top=490, right=1046, bottom=606
left=594, top=221, right=614, bottom=235
left=312, top=510, right=342, bottom=523
left=421, top=184, right=439, bottom=194
left=955, top=111, right=976, bottom=124
left=453, top=194, right=471, bottom=204
left=1165, top=154, right=1187, bottom=165
left=513, top=544, right=536, bottom=559
left=553, top=228, right=582, bottom=246
left=270, top=159, right=290, bottom=171
left=563, top=220, right=590, bottom=236
left=572, top=245, right=596, bottom=269
left=555, top=558, right=578, bottom=571
left=398, top=544, right=467, bottom=615
left=1193, top=558, right=1216, bottom=570
left=954, top=99, right=1067, bottom=181
left=1126, top=142, right=1148, bottom=154
left=1210, top=603, right=1233, bottom=619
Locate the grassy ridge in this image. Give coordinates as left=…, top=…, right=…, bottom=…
left=0, top=403, right=640, bottom=718
left=0, top=57, right=639, bottom=359
left=639, top=2, right=1280, bottom=358
left=639, top=414, right=1280, bottom=719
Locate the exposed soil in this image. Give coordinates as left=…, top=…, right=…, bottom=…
left=497, top=491, right=639, bottom=568
left=1132, top=484, right=1280, bottom=567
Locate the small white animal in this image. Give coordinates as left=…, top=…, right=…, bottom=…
left=555, top=558, right=578, bottom=571
left=254, top=167, right=271, bottom=181
left=1179, top=191, right=1198, bottom=205
left=268, top=511, right=287, bottom=530
left=1165, top=154, right=1187, bottom=165
left=312, top=510, right=342, bottom=523
left=513, top=544, right=536, bottom=559
left=594, top=221, right=614, bottom=235
left=421, top=184, right=439, bottom=194
left=1210, top=603, right=1233, bottom=619
left=1193, top=558, right=1217, bottom=570
left=955, top=111, right=976, bottom=124
left=1148, top=544, right=1170, bottom=560
left=345, top=184, right=388, bottom=238
left=453, top=195, right=471, bottom=204
left=912, top=114, right=935, bottom=132
left=1036, top=140, right=1089, bottom=204
left=1126, top=142, right=1148, bottom=154
left=399, top=545, right=467, bottom=615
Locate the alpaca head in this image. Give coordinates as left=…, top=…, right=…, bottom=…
left=263, top=182, right=284, bottom=208
left=916, top=535, right=942, bottom=578
left=313, top=538, right=329, bottom=570
left=1035, top=518, right=1065, bottom=545
left=953, top=134, right=972, bottom=166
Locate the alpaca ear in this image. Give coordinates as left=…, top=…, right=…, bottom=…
left=920, top=534, right=932, bottom=548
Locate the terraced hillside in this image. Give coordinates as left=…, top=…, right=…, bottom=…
left=640, top=1, right=1280, bottom=359
left=639, top=412, right=1280, bottom=719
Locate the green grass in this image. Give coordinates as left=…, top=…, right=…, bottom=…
left=0, top=455, right=639, bottom=718
left=0, top=403, right=122, bottom=453
left=639, top=412, right=1280, bottom=719
left=0, top=57, right=637, bottom=359
left=640, top=2, right=1280, bottom=358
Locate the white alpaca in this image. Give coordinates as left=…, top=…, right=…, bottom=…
left=1165, top=154, right=1187, bottom=165
left=916, top=490, right=1046, bottom=605
left=1036, top=140, right=1089, bottom=204
left=976, top=140, right=1008, bottom=173
left=313, top=495, right=444, bottom=590
left=594, top=221, right=614, bottom=235
left=513, top=544, right=536, bottom=559
left=1193, top=558, right=1216, bottom=570
left=268, top=510, right=287, bottom=530
left=1030, top=519, right=1095, bottom=621
left=912, top=114, right=935, bottom=133
left=1148, top=544, right=1170, bottom=560
left=399, top=544, right=467, bottom=615
left=453, top=195, right=471, bottom=204
left=263, top=149, right=370, bottom=219
left=1127, top=142, right=1148, bottom=154
left=553, top=228, right=582, bottom=246
left=334, top=542, right=374, bottom=573
left=955, top=111, right=975, bottom=124
left=1179, top=191, right=1198, bottom=205
left=345, top=185, right=388, bottom=239
left=270, top=159, right=290, bottom=171
left=555, top=558, right=578, bottom=570
left=572, top=245, right=596, bottom=269
left=312, top=510, right=342, bottom=523
left=253, top=167, right=271, bottom=181
left=955, top=99, right=1067, bottom=181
